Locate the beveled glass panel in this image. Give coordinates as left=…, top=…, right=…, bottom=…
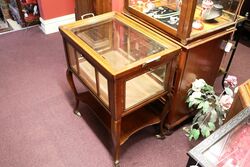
left=66, top=42, right=78, bottom=73
left=77, top=52, right=97, bottom=93
left=128, top=0, right=181, bottom=30
left=97, top=72, right=109, bottom=106
left=191, top=0, right=239, bottom=36
left=73, top=18, right=166, bottom=71
left=125, top=64, right=167, bottom=109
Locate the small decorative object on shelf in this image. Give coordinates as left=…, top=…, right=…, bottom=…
left=8, top=0, right=40, bottom=27
left=192, top=19, right=204, bottom=30
left=201, top=0, right=214, bottom=19
left=183, top=75, right=238, bottom=141
left=201, top=0, right=224, bottom=21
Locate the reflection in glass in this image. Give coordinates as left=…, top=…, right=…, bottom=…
left=66, top=43, right=78, bottom=73
left=98, top=72, right=109, bottom=106
left=77, top=52, right=97, bottom=93
left=125, top=64, right=167, bottom=109
left=73, top=18, right=166, bottom=71
left=203, top=122, right=250, bottom=167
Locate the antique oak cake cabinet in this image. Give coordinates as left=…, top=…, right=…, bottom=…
left=60, top=0, right=245, bottom=165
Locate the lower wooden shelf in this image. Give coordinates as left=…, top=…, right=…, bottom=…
left=78, top=91, right=161, bottom=145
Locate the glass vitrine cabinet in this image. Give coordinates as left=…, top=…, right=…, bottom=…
left=59, top=12, right=180, bottom=166
left=125, top=0, right=244, bottom=43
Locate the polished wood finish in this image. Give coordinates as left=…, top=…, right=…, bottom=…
left=75, top=0, right=94, bottom=20
left=165, top=32, right=233, bottom=129
left=95, top=0, right=112, bottom=15
left=75, top=0, right=112, bottom=20
left=177, top=0, right=196, bottom=43
left=60, top=12, right=181, bottom=165
left=225, top=79, right=250, bottom=122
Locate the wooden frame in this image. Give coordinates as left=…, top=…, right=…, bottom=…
left=187, top=107, right=250, bottom=167
left=60, top=12, right=181, bottom=166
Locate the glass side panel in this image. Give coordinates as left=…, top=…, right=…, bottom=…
left=73, top=18, right=166, bottom=71
left=128, top=0, right=182, bottom=30
left=77, top=52, right=97, bottom=93
left=202, top=121, right=250, bottom=167
left=97, top=72, right=109, bottom=106
left=191, top=0, right=239, bottom=36
left=66, top=42, right=78, bottom=73
left=125, top=64, right=167, bottom=109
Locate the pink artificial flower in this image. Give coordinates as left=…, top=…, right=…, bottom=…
left=224, top=75, right=237, bottom=88
left=219, top=95, right=233, bottom=111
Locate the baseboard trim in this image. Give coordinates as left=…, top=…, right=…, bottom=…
left=39, top=14, right=76, bottom=34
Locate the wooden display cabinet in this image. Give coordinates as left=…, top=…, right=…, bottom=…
left=59, top=12, right=181, bottom=166
left=123, top=0, right=245, bottom=132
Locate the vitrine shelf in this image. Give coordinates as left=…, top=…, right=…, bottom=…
left=76, top=91, right=162, bottom=145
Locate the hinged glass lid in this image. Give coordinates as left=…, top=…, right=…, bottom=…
left=60, top=12, right=180, bottom=74
left=73, top=18, right=167, bottom=71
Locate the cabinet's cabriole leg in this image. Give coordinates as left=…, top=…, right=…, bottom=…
left=111, top=119, right=121, bottom=167
left=66, top=69, right=81, bottom=117
left=114, top=160, right=120, bottom=167
left=156, top=94, right=172, bottom=139
left=163, top=128, right=174, bottom=136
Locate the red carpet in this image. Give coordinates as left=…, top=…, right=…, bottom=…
left=0, top=27, right=249, bottom=167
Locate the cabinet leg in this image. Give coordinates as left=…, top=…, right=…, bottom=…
left=114, top=160, right=120, bottom=167
left=111, top=119, right=121, bottom=166
left=66, top=69, right=81, bottom=117
left=156, top=95, right=172, bottom=139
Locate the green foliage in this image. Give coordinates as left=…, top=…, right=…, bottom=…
left=183, top=77, right=237, bottom=141
left=190, top=129, right=200, bottom=141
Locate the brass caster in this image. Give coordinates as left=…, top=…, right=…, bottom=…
left=163, top=129, right=173, bottom=136
left=155, top=134, right=166, bottom=140
left=74, top=110, right=82, bottom=117
left=114, top=160, right=120, bottom=167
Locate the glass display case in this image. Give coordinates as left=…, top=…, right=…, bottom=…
left=187, top=107, right=250, bottom=167
left=59, top=12, right=181, bottom=166
left=125, top=0, right=244, bottom=43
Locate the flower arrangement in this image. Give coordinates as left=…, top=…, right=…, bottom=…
left=183, top=75, right=238, bottom=141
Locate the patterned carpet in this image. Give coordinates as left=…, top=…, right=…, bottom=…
left=0, top=27, right=249, bottom=167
